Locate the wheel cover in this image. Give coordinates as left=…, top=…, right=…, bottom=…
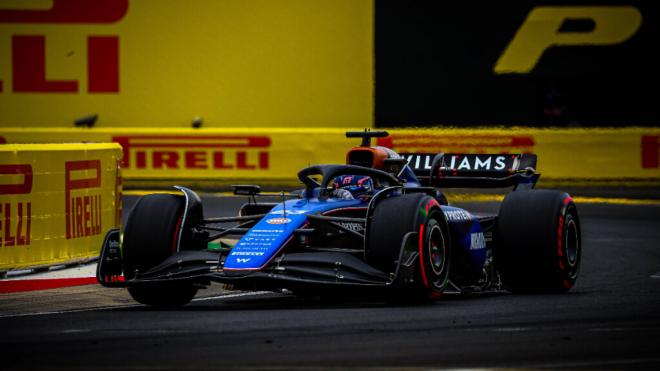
left=428, top=224, right=446, bottom=276
left=565, top=216, right=579, bottom=267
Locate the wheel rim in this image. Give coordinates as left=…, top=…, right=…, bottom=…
left=565, top=216, right=579, bottom=267
left=428, top=223, right=446, bottom=276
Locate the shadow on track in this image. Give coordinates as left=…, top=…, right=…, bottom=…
left=104, top=288, right=520, bottom=314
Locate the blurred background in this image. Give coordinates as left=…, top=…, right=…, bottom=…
left=0, top=0, right=373, bottom=127
left=1, top=0, right=656, bottom=129
left=375, top=1, right=658, bottom=127
left=0, top=0, right=658, bottom=192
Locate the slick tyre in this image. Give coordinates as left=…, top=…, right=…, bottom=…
left=122, top=194, right=198, bottom=306
left=495, top=190, right=581, bottom=293
left=367, top=193, right=450, bottom=301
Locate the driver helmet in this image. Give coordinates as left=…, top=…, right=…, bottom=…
left=332, top=175, right=373, bottom=199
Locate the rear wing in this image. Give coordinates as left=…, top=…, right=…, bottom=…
left=405, top=153, right=539, bottom=189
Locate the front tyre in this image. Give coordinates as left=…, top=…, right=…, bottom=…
left=367, top=193, right=451, bottom=301
left=122, top=194, right=198, bottom=306
left=495, top=190, right=581, bottom=293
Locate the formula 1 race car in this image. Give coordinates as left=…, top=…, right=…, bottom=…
left=98, top=130, right=581, bottom=306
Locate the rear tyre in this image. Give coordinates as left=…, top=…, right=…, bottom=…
left=367, top=193, right=450, bottom=301
left=122, top=194, right=198, bottom=306
left=495, top=190, right=581, bottom=293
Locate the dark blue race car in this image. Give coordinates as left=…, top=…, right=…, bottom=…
left=98, top=130, right=581, bottom=306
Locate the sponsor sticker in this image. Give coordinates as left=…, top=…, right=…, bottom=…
left=444, top=155, right=508, bottom=171
left=443, top=209, right=472, bottom=222
left=266, top=217, right=292, bottom=225
left=112, top=135, right=270, bottom=172
left=269, top=209, right=307, bottom=215
left=231, top=251, right=266, bottom=256
left=470, top=232, right=486, bottom=250
left=0, top=164, right=32, bottom=247
left=65, top=160, right=102, bottom=240
left=405, top=154, right=513, bottom=172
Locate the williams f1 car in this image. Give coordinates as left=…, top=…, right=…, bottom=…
left=98, top=130, right=581, bottom=306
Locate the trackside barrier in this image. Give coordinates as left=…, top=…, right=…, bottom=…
left=0, top=143, right=122, bottom=271
left=0, top=128, right=349, bottom=188
left=0, top=127, right=659, bottom=187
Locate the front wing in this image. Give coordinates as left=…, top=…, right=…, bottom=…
left=97, top=228, right=420, bottom=290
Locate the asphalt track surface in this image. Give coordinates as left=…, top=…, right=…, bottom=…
left=2, top=194, right=660, bottom=370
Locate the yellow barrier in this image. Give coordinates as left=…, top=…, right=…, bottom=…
left=1, top=128, right=347, bottom=187
left=0, top=143, right=122, bottom=271
left=0, top=0, right=372, bottom=128
left=1, top=127, right=659, bottom=187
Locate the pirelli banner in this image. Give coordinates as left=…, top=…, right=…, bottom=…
left=0, top=143, right=122, bottom=271
left=1, top=128, right=659, bottom=187
left=0, top=1, right=658, bottom=129
left=0, top=0, right=372, bottom=128
left=1, top=128, right=348, bottom=188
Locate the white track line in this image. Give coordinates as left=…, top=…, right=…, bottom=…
left=0, top=291, right=272, bottom=319
left=0, top=304, right=140, bottom=319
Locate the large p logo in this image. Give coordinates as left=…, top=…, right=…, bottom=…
left=494, top=6, right=642, bottom=74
